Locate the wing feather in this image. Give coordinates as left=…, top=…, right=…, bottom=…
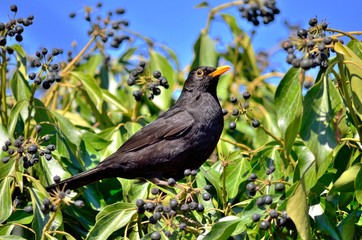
left=118, top=109, right=194, bottom=153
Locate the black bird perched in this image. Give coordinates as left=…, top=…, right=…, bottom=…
left=46, top=65, right=230, bottom=191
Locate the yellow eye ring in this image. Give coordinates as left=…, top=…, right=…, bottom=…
left=196, top=69, right=204, bottom=77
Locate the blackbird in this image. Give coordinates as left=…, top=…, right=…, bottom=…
left=46, top=65, right=230, bottom=191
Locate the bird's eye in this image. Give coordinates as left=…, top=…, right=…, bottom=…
left=196, top=69, right=204, bottom=77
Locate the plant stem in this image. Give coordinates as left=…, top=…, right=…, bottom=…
left=203, top=1, right=244, bottom=34
left=248, top=72, right=284, bottom=92
left=0, top=49, right=8, bottom=124
left=41, top=208, right=59, bottom=240
left=326, top=28, right=359, bottom=40
left=60, top=35, right=96, bottom=76
left=220, top=136, right=252, bottom=151
left=24, top=84, right=38, bottom=138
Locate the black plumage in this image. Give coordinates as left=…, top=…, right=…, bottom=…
left=46, top=65, right=230, bottom=191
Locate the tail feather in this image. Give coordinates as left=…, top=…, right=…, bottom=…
left=46, top=167, right=105, bottom=192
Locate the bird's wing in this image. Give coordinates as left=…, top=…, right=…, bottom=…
left=119, top=108, right=194, bottom=153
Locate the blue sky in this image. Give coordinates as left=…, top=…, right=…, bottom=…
left=1, top=0, right=361, bottom=73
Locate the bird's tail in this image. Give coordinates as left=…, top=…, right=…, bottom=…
left=46, top=167, right=106, bottom=192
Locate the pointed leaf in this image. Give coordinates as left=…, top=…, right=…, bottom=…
left=334, top=41, right=362, bottom=119
left=10, top=71, right=31, bottom=101
left=71, top=72, right=103, bottom=109
left=286, top=181, right=311, bottom=240
left=0, top=177, right=13, bottom=223
left=356, top=167, right=362, bottom=204
left=194, top=1, right=209, bottom=8
left=149, top=50, right=175, bottom=110
left=191, top=33, right=218, bottom=70
left=7, top=100, right=28, bottom=137
left=12, top=44, right=27, bottom=76
left=331, top=163, right=361, bottom=193
left=52, top=111, right=82, bottom=146
left=101, top=89, right=129, bottom=114
left=275, top=67, right=302, bottom=134
left=225, top=155, right=251, bottom=199
left=87, top=203, right=136, bottom=240
left=203, top=216, right=240, bottom=240
left=300, top=72, right=342, bottom=172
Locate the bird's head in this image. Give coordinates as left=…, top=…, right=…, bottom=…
left=183, top=66, right=230, bottom=93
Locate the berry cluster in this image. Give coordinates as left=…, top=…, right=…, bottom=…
left=127, top=61, right=169, bottom=101
left=135, top=169, right=211, bottom=239
left=226, top=91, right=260, bottom=130
left=282, top=17, right=337, bottom=70
left=24, top=175, right=84, bottom=215
left=28, top=47, right=63, bottom=89
left=69, top=3, right=130, bottom=50
left=238, top=0, right=280, bottom=26
left=1, top=125, right=55, bottom=168
left=0, top=4, right=34, bottom=47
left=245, top=168, right=295, bottom=232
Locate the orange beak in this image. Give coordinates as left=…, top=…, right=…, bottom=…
left=208, top=66, right=230, bottom=77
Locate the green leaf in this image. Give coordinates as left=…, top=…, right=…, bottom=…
left=221, top=14, right=243, bottom=37
left=311, top=201, right=341, bottom=240
left=356, top=167, right=362, bottom=204
left=71, top=72, right=103, bottom=109
left=286, top=181, right=311, bottom=240
left=0, top=236, right=27, bottom=240
left=77, top=54, right=103, bottom=75
left=194, top=1, right=209, bottom=8
left=52, top=111, right=82, bottom=146
left=201, top=165, right=222, bottom=199
left=0, top=177, right=13, bottom=223
left=101, top=89, right=129, bottom=114
left=338, top=211, right=356, bottom=240
left=334, top=41, right=362, bottom=119
left=203, top=216, right=240, bottom=240
left=10, top=71, right=32, bottom=101
left=300, top=72, right=342, bottom=173
left=191, top=33, right=218, bottom=70
left=118, top=47, right=137, bottom=64
left=7, top=210, right=34, bottom=225
left=347, top=40, right=362, bottom=59
left=149, top=50, right=175, bottom=110
left=224, top=154, right=251, bottom=199
left=87, top=203, right=136, bottom=240
left=274, top=67, right=302, bottom=138
left=118, top=179, right=148, bottom=202
left=331, top=163, right=361, bottom=193
left=12, top=44, right=27, bottom=76
left=7, top=100, right=28, bottom=137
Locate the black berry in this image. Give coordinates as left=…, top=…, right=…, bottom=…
left=151, top=187, right=159, bottom=195
left=269, top=209, right=279, bottom=218
left=242, top=91, right=251, bottom=100
left=53, top=175, right=61, bottom=183
left=184, top=169, right=191, bottom=176
left=252, top=213, right=261, bottom=222
left=10, top=4, right=18, bottom=12
left=252, top=119, right=260, bottom=128
left=264, top=195, right=273, bottom=205
left=167, top=178, right=176, bottom=186
left=27, top=144, right=38, bottom=154
left=150, top=231, right=161, bottom=240
left=229, top=122, right=237, bottom=130
left=297, top=29, right=308, bottom=39
left=136, top=199, right=144, bottom=208
left=260, top=220, right=270, bottom=230
left=202, top=192, right=211, bottom=201
left=153, top=70, right=162, bottom=79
